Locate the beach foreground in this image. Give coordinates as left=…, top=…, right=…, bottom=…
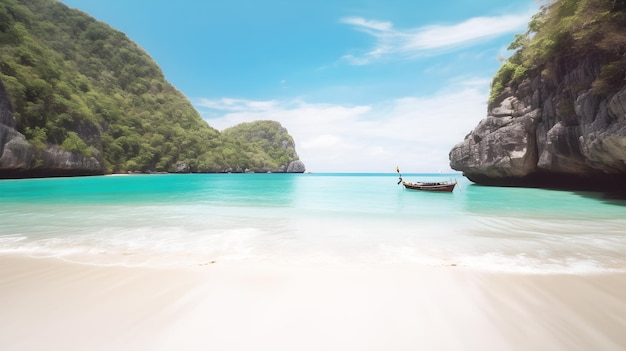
left=1, top=256, right=626, bottom=351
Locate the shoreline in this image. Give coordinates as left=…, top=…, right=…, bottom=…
left=1, top=255, right=626, bottom=351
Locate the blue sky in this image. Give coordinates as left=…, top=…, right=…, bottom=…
left=60, top=0, right=538, bottom=172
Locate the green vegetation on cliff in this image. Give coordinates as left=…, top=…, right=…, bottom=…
left=490, top=0, right=626, bottom=102
left=0, top=0, right=302, bottom=174
left=222, top=121, right=300, bottom=172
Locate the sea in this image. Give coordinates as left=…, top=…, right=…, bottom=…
left=0, top=173, right=625, bottom=273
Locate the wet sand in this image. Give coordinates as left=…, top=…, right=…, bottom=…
left=1, top=255, right=625, bottom=351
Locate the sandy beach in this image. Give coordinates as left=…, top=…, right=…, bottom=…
left=1, top=255, right=625, bottom=351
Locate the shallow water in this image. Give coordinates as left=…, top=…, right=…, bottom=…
left=0, top=173, right=624, bottom=272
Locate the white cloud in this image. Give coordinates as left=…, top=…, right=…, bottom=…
left=302, top=134, right=342, bottom=149
left=341, top=17, right=393, bottom=32
left=197, top=97, right=279, bottom=112
left=406, top=15, right=530, bottom=50
left=196, top=83, right=488, bottom=173
left=340, top=12, right=531, bottom=65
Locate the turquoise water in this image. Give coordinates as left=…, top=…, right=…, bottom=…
left=0, top=173, right=625, bottom=273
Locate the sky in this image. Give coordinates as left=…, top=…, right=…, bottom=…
left=59, top=0, right=539, bottom=173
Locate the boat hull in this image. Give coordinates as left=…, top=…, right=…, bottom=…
left=402, top=181, right=456, bottom=192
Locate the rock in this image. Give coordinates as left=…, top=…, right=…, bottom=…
left=286, top=160, right=306, bottom=173
left=0, top=127, right=36, bottom=169
left=449, top=109, right=540, bottom=181
left=449, top=56, right=626, bottom=190
left=175, top=163, right=191, bottom=173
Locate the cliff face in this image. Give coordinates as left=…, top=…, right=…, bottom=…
left=220, top=120, right=306, bottom=174
left=449, top=2, right=626, bottom=192
left=449, top=57, right=626, bottom=189
left=0, top=0, right=305, bottom=177
left=0, top=76, right=305, bottom=177
left=0, top=80, right=103, bottom=178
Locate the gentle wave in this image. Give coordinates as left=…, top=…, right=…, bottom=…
left=1, top=174, right=625, bottom=273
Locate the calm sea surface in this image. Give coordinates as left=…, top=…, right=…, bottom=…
left=1, top=173, right=625, bottom=273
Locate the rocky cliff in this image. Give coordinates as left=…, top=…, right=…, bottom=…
left=0, top=80, right=103, bottom=178
left=449, top=2, right=626, bottom=191
left=0, top=0, right=304, bottom=177
left=220, top=120, right=306, bottom=174
left=449, top=63, right=626, bottom=189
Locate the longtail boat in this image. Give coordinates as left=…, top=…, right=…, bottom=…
left=395, top=166, right=457, bottom=192
left=401, top=180, right=457, bottom=192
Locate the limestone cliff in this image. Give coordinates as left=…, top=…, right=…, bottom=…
left=449, top=1, right=626, bottom=191
left=0, top=0, right=305, bottom=177
left=449, top=63, right=626, bottom=189
left=0, top=80, right=103, bottom=178
left=220, top=120, right=306, bottom=174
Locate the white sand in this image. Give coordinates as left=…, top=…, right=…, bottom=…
left=1, top=255, right=625, bottom=351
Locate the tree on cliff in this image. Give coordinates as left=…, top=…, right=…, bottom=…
left=490, top=0, right=626, bottom=103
